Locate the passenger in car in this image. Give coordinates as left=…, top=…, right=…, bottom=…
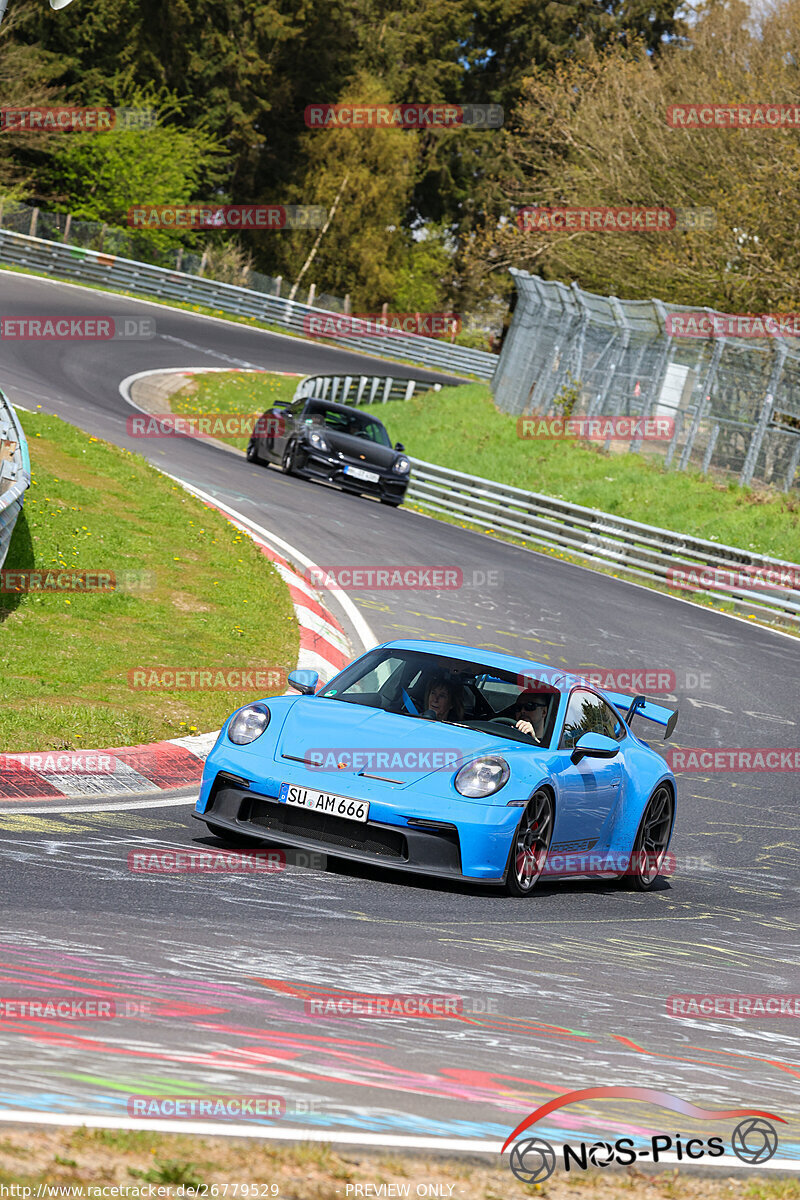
left=422, top=676, right=464, bottom=722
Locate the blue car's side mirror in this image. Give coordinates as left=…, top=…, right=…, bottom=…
left=571, top=732, right=620, bottom=765
left=288, top=669, right=319, bottom=696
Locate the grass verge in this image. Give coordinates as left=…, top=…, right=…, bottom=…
left=0, top=1127, right=797, bottom=1197
left=167, top=371, right=300, bottom=452
left=163, top=373, right=799, bottom=563
left=360, top=384, right=800, bottom=563
left=0, top=409, right=298, bottom=751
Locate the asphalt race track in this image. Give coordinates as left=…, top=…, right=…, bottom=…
left=1, top=270, right=798, bottom=1164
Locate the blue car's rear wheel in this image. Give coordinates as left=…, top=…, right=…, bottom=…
left=624, top=783, right=674, bottom=891
left=504, top=788, right=554, bottom=896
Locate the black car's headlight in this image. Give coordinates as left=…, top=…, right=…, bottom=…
left=227, top=703, right=270, bottom=745
left=309, top=430, right=330, bottom=452
left=454, top=755, right=510, bottom=798
left=392, top=456, right=410, bottom=474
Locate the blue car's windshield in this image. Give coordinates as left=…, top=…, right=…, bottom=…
left=318, top=648, right=559, bottom=746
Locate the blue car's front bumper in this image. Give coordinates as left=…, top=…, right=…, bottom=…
left=194, top=759, right=522, bottom=884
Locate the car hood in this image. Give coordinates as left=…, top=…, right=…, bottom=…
left=321, top=430, right=397, bottom=468
left=269, top=697, right=532, bottom=785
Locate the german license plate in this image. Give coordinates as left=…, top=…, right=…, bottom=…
left=279, top=782, right=369, bottom=823
left=344, top=465, right=379, bottom=483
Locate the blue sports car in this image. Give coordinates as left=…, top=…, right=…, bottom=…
left=193, top=640, right=678, bottom=895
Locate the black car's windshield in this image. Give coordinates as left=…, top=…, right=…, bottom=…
left=306, top=401, right=391, bottom=447
left=319, top=648, right=559, bottom=746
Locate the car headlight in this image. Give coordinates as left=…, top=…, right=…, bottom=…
left=227, top=703, right=270, bottom=745
left=454, top=755, right=510, bottom=798
left=393, top=456, right=410, bottom=474
left=309, top=430, right=330, bottom=452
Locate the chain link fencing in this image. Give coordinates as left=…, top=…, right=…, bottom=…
left=492, top=269, right=800, bottom=491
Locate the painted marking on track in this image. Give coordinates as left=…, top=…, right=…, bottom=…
left=0, top=794, right=196, bottom=816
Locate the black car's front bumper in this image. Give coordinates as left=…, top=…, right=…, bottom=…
left=193, top=775, right=501, bottom=886
left=297, top=449, right=408, bottom=503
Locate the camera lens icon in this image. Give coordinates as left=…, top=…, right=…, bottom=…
left=509, top=1137, right=557, bottom=1184
left=731, top=1118, right=779, bottom=1165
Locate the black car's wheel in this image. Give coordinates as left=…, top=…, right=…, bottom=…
left=623, top=783, right=674, bottom=891
left=380, top=497, right=403, bottom=507
left=503, top=788, right=555, bottom=896
left=246, top=437, right=261, bottom=464
left=281, top=439, right=300, bottom=475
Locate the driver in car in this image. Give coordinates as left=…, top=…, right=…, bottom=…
left=514, top=691, right=548, bottom=743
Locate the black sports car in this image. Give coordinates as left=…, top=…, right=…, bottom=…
left=246, top=396, right=411, bottom=507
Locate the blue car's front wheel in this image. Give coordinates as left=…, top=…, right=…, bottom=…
left=624, top=783, right=675, bottom=892
left=504, top=788, right=555, bottom=897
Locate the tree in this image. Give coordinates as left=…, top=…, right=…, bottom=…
left=468, top=0, right=800, bottom=312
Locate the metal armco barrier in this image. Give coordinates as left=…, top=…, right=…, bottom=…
left=294, top=374, right=442, bottom=405
left=0, top=228, right=497, bottom=379
left=0, top=389, right=30, bottom=569
left=405, top=458, right=800, bottom=628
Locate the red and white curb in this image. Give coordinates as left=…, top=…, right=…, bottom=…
left=0, top=524, right=353, bottom=804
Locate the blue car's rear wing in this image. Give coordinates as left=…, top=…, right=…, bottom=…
left=605, top=691, right=679, bottom=739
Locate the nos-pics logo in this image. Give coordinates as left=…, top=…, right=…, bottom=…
left=503, top=1087, right=783, bottom=1183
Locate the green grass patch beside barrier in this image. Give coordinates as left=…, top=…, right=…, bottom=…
left=168, top=370, right=300, bottom=451
left=360, top=384, right=800, bottom=563
left=0, top=410, right=298, bottom=752
left=168, top=372, right=799, bottom=561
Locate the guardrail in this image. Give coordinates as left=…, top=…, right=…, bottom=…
left=294, top=374, right=442, bottom=405
left=0, top=390, right=30, bottom=569
left=405, top=458, right=800, bottom=629
left=0, top=227, right=497, bottom=380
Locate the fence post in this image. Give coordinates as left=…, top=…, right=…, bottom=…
left=382, top=378, right=393, bottom=403
left=701, top=424, right=720, bottom=474
left=784, top=435, right=800, bottom=491
left=63, top=213, right=72, bottom=245
left=664, top=411, right=684, bottom=469
left=740, top=342, right=786, bottom=487
left=602, top=297, right=631, bottom=450
left=679, top=330, right=724, bottom=471
left=630, top=298, right=673, bottom=455
left=29, top=207, right=39, bottom=237
left=307, top=283, right=316, bottom=307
